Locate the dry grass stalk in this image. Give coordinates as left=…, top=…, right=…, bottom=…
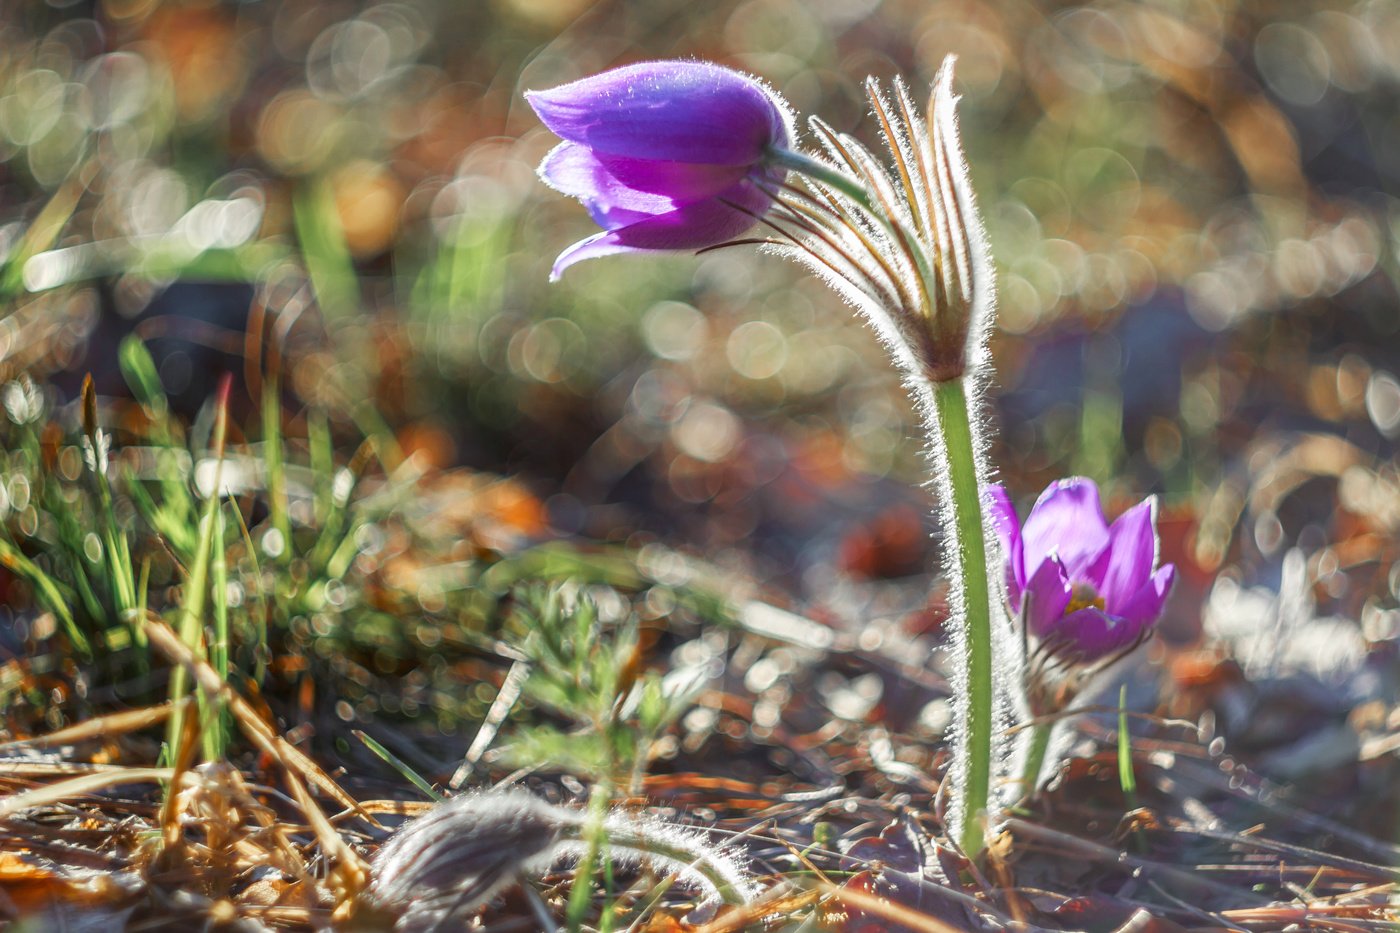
left=0, top=703, right=176, bottom=752
left=140, top=616, right=372, bottom=910
left=820, top=881, right=977, bottom=933
left=0, top=767, right=178, bottom=819
left=140, top=615, right=378, bottom=828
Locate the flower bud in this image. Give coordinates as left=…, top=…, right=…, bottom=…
left=527, top=61, right=794, bottom=280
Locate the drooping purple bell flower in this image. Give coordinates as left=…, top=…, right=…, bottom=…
left=984, top=478, right=1175, bottom=662
left=526, top=61, right=793, bottom=280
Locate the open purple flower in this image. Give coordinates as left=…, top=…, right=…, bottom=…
left=984, top=478, right=1175, bottom=662
left=526, top=61, right=793, bottom=280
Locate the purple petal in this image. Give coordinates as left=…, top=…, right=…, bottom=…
left=543, top=143, right=755, bottom=214
left=549, top=182, right=772, bottom=280
left=982, top=485, right=1025, bottom=603
left=549, top=232, right=643, bottom=280
left=539, top=142, right=674, bottom=228
left=1095, top=496, right=1159, bottom=609
left=595, top=152, right=753, bottom=199
left=1023, top=554, right=1072, bottom=639
left=1046, top=606, right=1146, bottom=661
left=527, top=61, right=791, bottom=166
left=1021, top=477, right=1109, bottom=581
left=1115, top=563, right=1176, bottom=626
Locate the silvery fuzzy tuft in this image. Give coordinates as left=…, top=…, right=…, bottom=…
left=745, top=57, right=995, bottom=388
left=362, top=789, right=563, bottom=930
left=2, top=374, right=43, bottom=426
left=359, top=787, right=755, bottom=930
left=82, top=429, right=110, bottom=476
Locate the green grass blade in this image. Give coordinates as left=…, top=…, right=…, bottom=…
left=209, top=496, right=230, bottom=756
left=225, top=492, right=269, bottom=686
left=353, top=730, right=443, bottom=802
left=1117, top=684, right=1136, bottom=797
left=293, top=178, right=357, bottom=322
left=308, top=409, right=333, bottom=526
left=80, top=376, right=137, bottom=615
left=0, top=540, right=88, bottom=657
left=166, top=377, right=232, bottom=764
left=261, top=375, right=293, bottom=563
left=0, top=174, right=83, bottom=300
left=118, top=336, right=168, bottom=420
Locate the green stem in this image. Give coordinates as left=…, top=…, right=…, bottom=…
left=932, top=376, right=993, bottom=858
left=1022, top=720, right=1052, bottom=799
left=565, top=782, right=610, bottom=931
left=554, top=810, right=753, bottom=912
left=591, top=830, right=751, bottom=907
left=765, top=147, right=875, bottom=212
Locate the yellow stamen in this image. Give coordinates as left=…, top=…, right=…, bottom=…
left=1064, top=582, right=1104, bottom=616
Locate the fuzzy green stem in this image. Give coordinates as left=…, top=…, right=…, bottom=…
left=1021, top=720, right=1052, bottom=799
left=932, top=376, right=993, bottom=858
left=766, top=147, right=875, bottom=212
left=588, top=829, right=751, bottom=907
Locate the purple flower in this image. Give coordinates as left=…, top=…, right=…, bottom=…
left=526, top=61, right=792, bottom=280
left=984, top=478, right=1175, bottom=661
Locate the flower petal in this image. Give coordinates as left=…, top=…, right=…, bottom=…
left=539, top=142, right=675, bottom=228
left=595, top=152, right=754, bottom=199
left=549, top=182, right=771, bottom=280
left=1021, top=477, right=1109, bottom=581
left=1095, top=496, right=1158, bottom=609
left=549, top=231, right=644, bottom=281
left=1115, top=563, right=1176, bottom=626
left=982, top=485, right=1025, bottom=603
left=1023, top=554, right=1072, bottom=639
left=543, top=142, right=756, bottom=212
left=1046, top=606, right=1145, bottom=661
left=526, top=61, right=791, bottom=166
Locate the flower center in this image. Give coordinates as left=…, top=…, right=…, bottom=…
left=1064, top=582, right=1105, bottom=616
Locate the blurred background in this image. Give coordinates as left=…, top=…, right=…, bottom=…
left=2, top=0, right=1398, bottom=643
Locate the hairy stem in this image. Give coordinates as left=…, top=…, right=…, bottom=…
left=1021, top=720, right=1052, bottom=798
left=765, top=147, right=874, bottom=212
left=932, top=376, right=993, bottom=858
left=569, top=825, right=753, bottom=907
